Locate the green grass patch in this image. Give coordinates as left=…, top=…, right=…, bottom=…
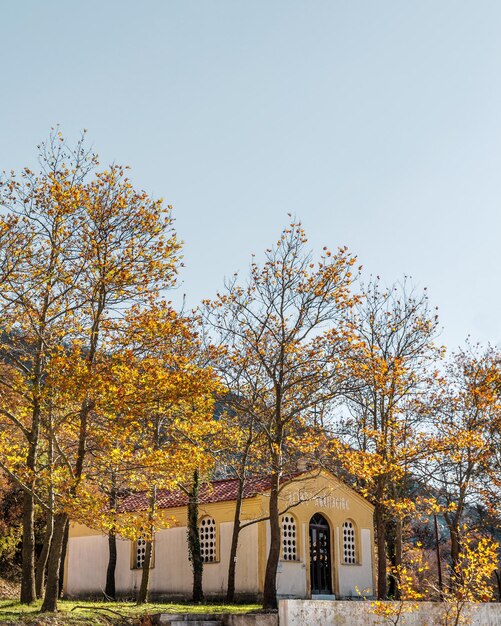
left=0, top=599, right=261, bottom=625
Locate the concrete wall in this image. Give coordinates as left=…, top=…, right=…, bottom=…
left=276, top=560, right=307, bottom=598
left=336, top=528, right=373, bottom=598
left=65, top=519, right=374, bottom=600
left=265, top=521, right=307, bottom=598
left=66, top=534, right=108, bottom=594
left=278, top=600, right=501, bottom=626
left=66, top=521, right=259, bottom=597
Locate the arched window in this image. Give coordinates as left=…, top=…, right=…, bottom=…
left=342, top=520, right=357, bottom=564
left=281, top=514, right=298, bottom=561
left=199, top=517, right=217, bottom=563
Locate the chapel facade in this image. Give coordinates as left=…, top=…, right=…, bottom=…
left=64, top=469, right=375, bottom=600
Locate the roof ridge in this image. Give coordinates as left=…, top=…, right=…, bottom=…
left=117, top=470, right=312, bottom=514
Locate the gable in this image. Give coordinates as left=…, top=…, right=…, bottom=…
left=274, top=469, right=374, bottom=516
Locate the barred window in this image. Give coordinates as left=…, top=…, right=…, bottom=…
left=281, top=514, right=297, bottom=561
left=199, top=517, right=217, bottom=563
left=135, top=538, right=147, bottom=568
left=342, top=520, right=356, bottom=564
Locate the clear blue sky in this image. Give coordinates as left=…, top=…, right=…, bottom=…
left=1, top=1, right=500, bottom=350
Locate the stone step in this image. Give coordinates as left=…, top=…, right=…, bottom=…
left=155, top=616, right=222, bottom=626
left=311, top=593, right=336, bottom=600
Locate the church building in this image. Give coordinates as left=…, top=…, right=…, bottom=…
left=64, top=469, right=375, bottom=600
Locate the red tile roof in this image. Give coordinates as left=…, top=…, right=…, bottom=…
left=118, top=475, right=277, bottom=513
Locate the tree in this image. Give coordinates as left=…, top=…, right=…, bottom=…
left=86, top=306, right=222, bottom=605
left=334, top=277, right=441, bottom=599
left=438, top=535, right=499, bottom=626
left=426, top=345, right=500, bottom=576
left=0, top=131, right=96, bottom=602
left=0, top=469, right=23, bottom=577
left=186, top=468, right=204, bottom=602
left=219, top=407, right=261, bottom=603
left=0, top=131, right=183, bottom=612
left=369, top=547, right=428, bottom=626
left=204, top=222, right=357, bottom=609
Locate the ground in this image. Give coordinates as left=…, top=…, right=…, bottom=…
left=0, top=598, right=261, bottom=626
left=0, top=578, right=18, bottom=601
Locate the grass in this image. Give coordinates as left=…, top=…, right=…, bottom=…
left=0, top=599, right=261, bottom=625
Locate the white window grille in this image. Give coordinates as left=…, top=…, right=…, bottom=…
left=199, top=517, right=217, bottom=563
left=281, top=514, right=297, bottom=561
left=135, top=537, right=147, bottom=568
left=342, top=520, right=356, bottom=564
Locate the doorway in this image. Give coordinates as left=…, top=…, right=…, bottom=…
left=309, top=513, right=332, bottom=594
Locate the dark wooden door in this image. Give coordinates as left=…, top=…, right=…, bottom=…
left=309, top=513, right=332, bottom=594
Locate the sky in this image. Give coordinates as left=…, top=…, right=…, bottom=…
left=1, top=1, right=500, bottom=351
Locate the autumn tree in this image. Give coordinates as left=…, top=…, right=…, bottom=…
left=0, top=129, right=187, bottom=611
left=334, top=277, right=441, bottom=599
left=190, top=391, right=264, bottom=603
left=185, top=469, right=204, bottom=602
left=87, top=410, right=129, bottom=601
left=0, top=469, right=23, bottom=576
left=488, top=350, right=501, bottom=598
left=204, top=222, right=358, bottom=609
left=218, top=406, right=261, bottom=603
left=41, top=301, right=220, bottom=605
left=370, top=546, right=429, bottom=626
left=119, top=307, right=220, bottom=605
left=0, top=132, right=96, bottom=603
left=39, top=161, right=181, bottom=611
left=438, top=535, right=499, bottom=626
left=424, top=344, right=501, bottom=577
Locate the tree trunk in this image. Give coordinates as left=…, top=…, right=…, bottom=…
left=20, top=490, right=37, bottom=604
left=105, top=532, right=117, bottom=600
left=394, top=518, right=402, bottom=568
left=136, top=539, right=153, bottom=605
left=187, top=469, right=204, bottom=602
left=35, top=508, right=54, bottom=598
left=449, top=522, right=461, bottom=586
left=226, top=477, right=245, bottom=602
left=387, top=518, right=402, bottom=599
left=262, top=471, right=280, bottom=610
left=20, top=405, right=42, bottom=604
left=394, top=518, right=402, bottom=599
left=105, top=485, right=118, bottom=600
left=137, top=485, right=157, bottom=605
left=36, top=414, right=55, bottom=599
left=58, top=520, right=69, bottom=597
left=494, top=570, right=501, bottom=602
left=375, top=501, right=387, bottom=600
left=42, top=273, right=101, bottom=612
left=41, top=513, right=67, bottom=612
left=387, top=519, right=396, bottom=599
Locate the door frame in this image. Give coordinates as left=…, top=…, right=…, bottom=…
left=308, top=512, right=334, bottom=596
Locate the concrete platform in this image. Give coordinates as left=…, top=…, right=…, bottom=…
left=152, top=614, right=278, bottom=626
